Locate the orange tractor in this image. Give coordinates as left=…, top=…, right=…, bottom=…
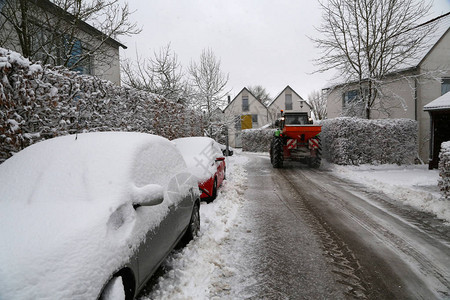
left=270, top=111, right=321, bottom=168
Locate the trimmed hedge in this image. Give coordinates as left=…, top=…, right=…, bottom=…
left=320, top=117, right=417, bottom=165
left=438, top=141, right=450, bottom=200
left=0, top=48, right=202, bottom=163
left=242, top=128, right=276, bottom=152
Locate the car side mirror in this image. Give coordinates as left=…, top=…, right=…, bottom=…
left=132, top=184, right=164, bottom=208
left=215, top=157, right=225, bottom=162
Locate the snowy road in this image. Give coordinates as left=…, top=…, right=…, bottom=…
left=245, top=153, right=450, bottom=299
left=139, top=152, right=450, bottom=299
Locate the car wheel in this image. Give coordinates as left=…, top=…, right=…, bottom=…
left=179, top=202, right=200, bottom=246
left=100, top=276, right=126, bottom=300
left=207, top=178, right=217, bottom=203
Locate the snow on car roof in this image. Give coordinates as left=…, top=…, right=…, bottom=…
left=0, top=132, right=187, bottom=205
left=0, top=132, right=189, bottom=299
left=173, top=137, right=223, bottom=182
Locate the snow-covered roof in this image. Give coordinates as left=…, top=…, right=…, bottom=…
left=326, top=12, right=450, bottom=89
left=36, top=0, right=126, bottom=49
left=223, top=87, right=266, bottom=112
left=397, top=12, right=450, bottom=69
left=424, top=91, right=450, bottom=111
left=267, top=85, right=307, bottom=108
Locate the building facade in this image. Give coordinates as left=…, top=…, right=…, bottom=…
left=223, top=87, right=270, bottom=147
left=267, top=85, right=311, bottom=123
left=325, top=14, right=450, bottom=163
left=0, top=0, right=125, bottom=84
left=224, top=86, right=309, bottom=148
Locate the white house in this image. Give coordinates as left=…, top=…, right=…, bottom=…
left=267, top=85, right=311, bottom=123
left=325, top=13, right=450, bottom=164
left=223, top=86, right=312, bottom=148
left=223, top=87, right=270, bottom=147
left=0, top=0, right=125, bottom=85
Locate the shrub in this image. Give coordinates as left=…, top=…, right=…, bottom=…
left=242, top=128, right=276, bottom=152
left=438, top=141, right=450, bottom=200
left=0, top=48, right=203, bottom=163
left=320, top=117, right=417, bottom=165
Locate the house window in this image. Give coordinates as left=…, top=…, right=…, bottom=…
left=65, top=38, right=92, bottom=75
left=29, top=23, right=93, bottom=75
left=285, top=94, right=292, bottom=110
left=234, top=115, right=241, bottom=129
left=242, top=96, right=249, bottom=111
left=252, top=114, right=258, bottom=124
left=343, top=90, right=359, bottom=106
left=442, top=78, right=450, bottom=95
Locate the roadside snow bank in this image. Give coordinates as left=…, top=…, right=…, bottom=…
left=329, top=163, right=449, bottom=223
left=140, top=155, right=249, bottom=299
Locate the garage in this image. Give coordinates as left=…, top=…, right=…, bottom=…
left=424, top=92, right=450, bottom=169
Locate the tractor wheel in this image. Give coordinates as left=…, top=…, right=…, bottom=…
left=272, top=137, right=284, bottom=168
left=269, top=139, right=274, bottom=164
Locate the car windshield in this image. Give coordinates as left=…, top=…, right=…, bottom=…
left=285, top=114, right=308, bottom=125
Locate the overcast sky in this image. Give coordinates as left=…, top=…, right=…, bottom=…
left=120, top=0, right=450, bottom=101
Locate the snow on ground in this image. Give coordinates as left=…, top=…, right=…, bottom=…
left=139, top=152, right=449, bottom=299
left=140, top=154, right=250, bottom=299
left=327, top=162, right=450, bottom=223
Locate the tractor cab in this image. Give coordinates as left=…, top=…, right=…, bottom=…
left=283, top=112, right=311, bottom=126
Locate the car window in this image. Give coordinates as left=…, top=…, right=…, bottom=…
left=212, top=143, right=223, bottom=157
left=132, top=141, right=186, bottom=188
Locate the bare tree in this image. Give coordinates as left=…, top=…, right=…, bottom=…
left=312, top=0, right=436, bottom=119
left=248, top=85, right=272, bottom=106
left=0, top=0, right=140, bottom=72
left=121, top=44, right=192, bottom=104
left=308, top=90, right=327, bottom=120
left=189, top=48, right=229, bottom=136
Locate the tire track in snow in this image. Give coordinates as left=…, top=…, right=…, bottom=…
left=276, top=169, right=369, bottom=299
left=293, top=168, right=450, bottom=299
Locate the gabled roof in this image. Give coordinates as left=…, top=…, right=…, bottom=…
left=424, top=91, right=450, bottom=111
left=415, top=12, right=450, bottom=67
left=34, top=0, right=126, bottom=49
left=325, top=12, right=450, bottom=90
left=223, top=87, right=267, bottom=112
left=267, top=85, right=309, bottom=108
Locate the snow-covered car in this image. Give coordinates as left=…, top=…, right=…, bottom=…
left=0, top=132, right=200, bottom=299
left=173, top=137, right=226, bottom=202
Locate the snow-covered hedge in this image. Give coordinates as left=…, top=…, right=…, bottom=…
left=320, top=117, right=417, bottom=165
left=242, top=128, right=276, bottom=152
left=438, top=141, right=450, bottom=200
left=0, top=48, right=202, bottom=163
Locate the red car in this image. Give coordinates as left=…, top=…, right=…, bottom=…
left=174, top=137, right=226, bottom=202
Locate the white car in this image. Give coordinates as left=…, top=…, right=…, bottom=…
left=0, top=132, right=200, bottom=299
